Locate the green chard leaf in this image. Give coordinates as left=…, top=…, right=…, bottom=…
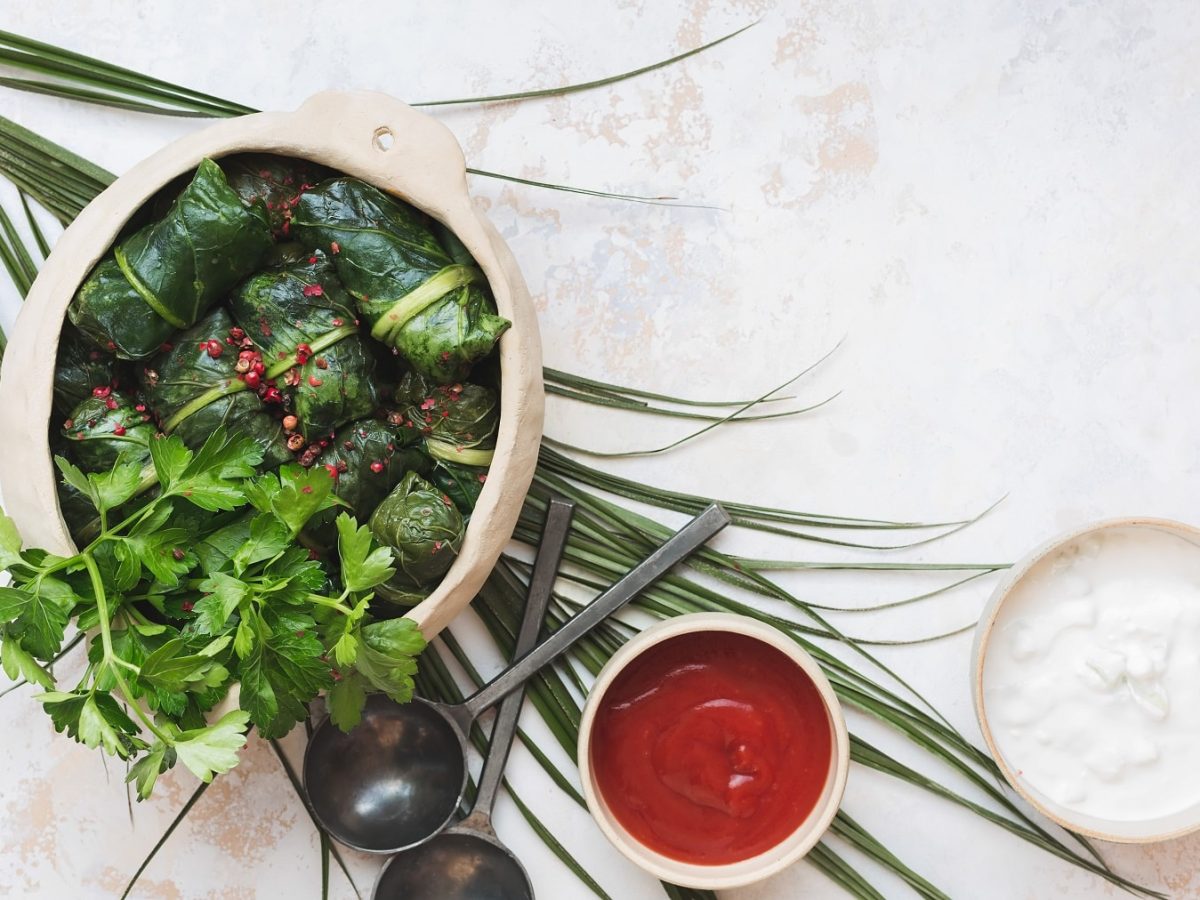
left=229, top=250, right=379, bottom=440
left=368, top=472, right=464, bottom=603
left=172, top=709, right=251, bottom=783
left=67, top=158, right=273, bottom=360
left=335, top=513, right=395, bottom=592
left=59, top=390, right=154, bottom=473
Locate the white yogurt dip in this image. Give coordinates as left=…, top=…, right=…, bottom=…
left=982, top=525, right=1200, bottom=823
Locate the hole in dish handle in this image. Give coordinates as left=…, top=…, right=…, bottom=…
left=373, top=126, right=395, bottom=152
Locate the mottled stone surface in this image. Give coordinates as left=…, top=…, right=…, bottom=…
left=1, top=1, right=1198, bottom=898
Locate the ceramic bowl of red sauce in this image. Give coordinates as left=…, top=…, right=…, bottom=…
left=578, top=612, right=849, bottom=890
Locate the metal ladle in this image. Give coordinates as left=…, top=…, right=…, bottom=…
left=370, top=499, right=574, bottom=900
left=303, top=502, right=730, bottom=855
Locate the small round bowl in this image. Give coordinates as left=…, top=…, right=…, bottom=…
left=972, top=516, right=1200, bottom=843
left=577, top=612, right=849, bottom=891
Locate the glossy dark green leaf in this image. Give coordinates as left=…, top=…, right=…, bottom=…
left=292, top=178, right=510, bottom=383
left=302, top=418, right=428, bottom=553
left=230, top=250, right=378, bottom=439
left=427, top=459, right=488, bottom=516
left=67, top=158, right=272, bottom=359
left=60, top=390, right=154, bottom=472
left=368, top=472, right=464, bottom=597
left=396, top=372, right=498, bottom=466
left=141, top=309, right=290, bottom=468
left=53, top=324, right=126, bottom=416
left=221, top=154, right=333, bottom=238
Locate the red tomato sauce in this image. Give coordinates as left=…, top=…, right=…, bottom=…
left=590, top=631, right=832, bottom=865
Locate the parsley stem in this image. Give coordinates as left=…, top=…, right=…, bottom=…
left=81, top=553, right=171, bottom=745
left=304, top=593, right=354, bottom=616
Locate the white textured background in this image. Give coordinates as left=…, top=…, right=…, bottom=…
left=1, top=1, right=1198, bottom=898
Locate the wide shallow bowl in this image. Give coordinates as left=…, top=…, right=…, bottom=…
left=0, top=90, right=543, bottom=640
left=577, top=612, right=850, bottom=890
left=972, top=516, right=1200, bottom=843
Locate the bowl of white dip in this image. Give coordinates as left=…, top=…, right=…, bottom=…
left=973, top=518, right=1200, bottom=842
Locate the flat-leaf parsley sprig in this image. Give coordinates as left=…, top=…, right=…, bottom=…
left=0, top=428, right=425, bottom=798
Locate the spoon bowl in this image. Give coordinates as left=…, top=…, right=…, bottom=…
left=304, top=694, right=468, bottom=853
left=372, top=829, right=533, bottom=900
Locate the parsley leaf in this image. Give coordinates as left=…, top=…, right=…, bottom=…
left=172, top=710, right=251, bottom=783
left=0, top=578, right=75, bottom=659
left=127, top=741, right=173, bottom=800
left=193, top=573, right=249, bottom=635
left=88, top=457, right=144, bottom=512
left=39, top=691, right=143, bottom=758
left=138, top=636, right=230, bottom=692
left=246, top=465, right=340, bottom=538
left=149, top=435, right=191, bottom=492
left=231, top=515, right=290, bottom=575
left=0, top=513, right=21, bottom=569
left=163, top=430, right=262, bottom=511
left=1, top=631, right=54, bottom=689
left=123, top=528, right=192, bottom=586
left=335, top=514, right=395, bottom=592
left=327, top=672, right=367, bottom=732
left=332, top=632, right=358, bottom=667
left=55, top=456, right=98, bottom=510
left=239, top=624, right=332, bottom=738
left=354, top=618, right=426, bottom=704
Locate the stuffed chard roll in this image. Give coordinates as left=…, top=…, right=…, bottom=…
left=230, top=250, right=378, bottom=441
left=68, top=159, right=273, bottom=359
left=301, top=417, right=429, bottom=553
left=140, top=309, right=290, bottom=467
left=292, top=178, right=510, bottom=384
left=369, top=472, right=465, bottom=605
left=394, top=372, right=498, bottom=468
left=60, top=388, right=155, bottom=472
left=53, top=325, right=126, bottom=417
left=221, top=154, right=333, bottom=239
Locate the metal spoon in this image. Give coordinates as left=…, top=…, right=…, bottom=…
left=369, top=500, right=573, bottom=900
left=304, top=502, right=730, bottom=854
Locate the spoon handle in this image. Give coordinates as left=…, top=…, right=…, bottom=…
left=464, top=498, right=575, bottom=826
left=463, top=503, right=730, bottom=720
